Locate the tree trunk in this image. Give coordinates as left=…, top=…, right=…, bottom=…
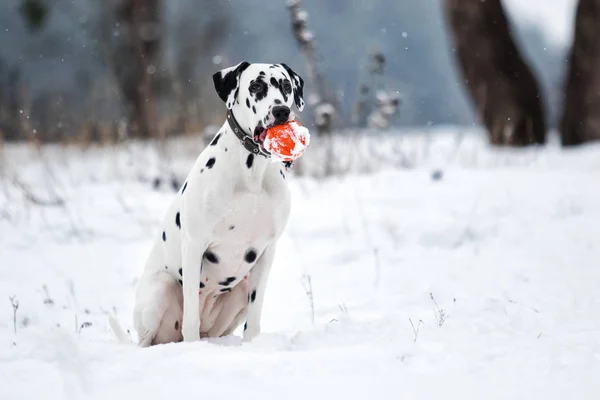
left=3, top=68, right=25, bottom=141
left=444, top=0, right=546, bottom=146
left=560, top=0, right=600, bottom=146
left=112, top=0, right=162, bottom=139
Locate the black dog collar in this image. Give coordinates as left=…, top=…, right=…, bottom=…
left=227, top=110, right=271, bottom=158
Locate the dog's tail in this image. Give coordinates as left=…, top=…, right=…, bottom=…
left=108, top=313, right=135, bottom=345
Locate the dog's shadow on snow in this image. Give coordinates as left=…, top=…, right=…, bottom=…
left=203, top=335, right=243, bottom=347
left=171, top=332, right=296, bottom=351
left=203, top=332, right=290, bottom=349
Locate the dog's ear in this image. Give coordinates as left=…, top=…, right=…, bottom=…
left=212, top=61, right=250, bottom=106
left=280, top=63, right=305, bottom=112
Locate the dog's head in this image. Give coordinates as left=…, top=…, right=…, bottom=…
left=213, top=62, right=305, bottom=146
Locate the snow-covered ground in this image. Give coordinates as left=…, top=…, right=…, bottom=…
left=1, top=129, right=600, bottom=399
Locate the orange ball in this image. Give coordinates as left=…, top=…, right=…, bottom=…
left=263, top=120, right=310, bottom=162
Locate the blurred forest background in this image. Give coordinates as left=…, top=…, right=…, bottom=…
left=0, top=0, right=596, bottom=148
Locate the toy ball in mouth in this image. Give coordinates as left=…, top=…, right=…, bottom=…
left=263, top=120, right=310, bottom=162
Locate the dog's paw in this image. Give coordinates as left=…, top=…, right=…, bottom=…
left=242, top=334, right=253, bottom=343
left=182, top=323, right=201, bottom=342
left=242, top=326, right=260, bottom=343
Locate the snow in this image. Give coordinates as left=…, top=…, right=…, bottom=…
left=503, top=0, right=578, bottom=47
left=1, top=129, right=600, bottom=399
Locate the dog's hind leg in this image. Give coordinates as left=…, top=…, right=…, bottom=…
left=206, top=279, right=249, bottom=338
left=151, top=288, right=184, bottom=346
left=222, top=307, right=248, bottom=337
left=133, top=271, right=183, bottom=347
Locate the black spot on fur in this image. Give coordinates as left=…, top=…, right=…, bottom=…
left=181, top=181, right=187, bottom=194
left=250, top=289, right=257, bottom=303
left=280, top=170, right=285, bottom=179
left=246, top=154, right=254, bottom=168
left=252, top=105, right=256, bottom=114
left=274, top=99, right=282, bottom=104
left=245, top=249, right=257, bottom=263
left=219, top=277, right=237, bottom=286
left=178, top=279, right=183, bottom=285
left=206, top=158, right=216, bottom=169
left=164, top=265, right=168, bottom=270
left=270, top=77, right=279, bottom=89
left=210, top=133, right=221, bottom=146
left=246, top=98, right=250, bottom=108
left=229, top=225, right=235, bottom=230
left=162, top=231, right=166, bottom=241
left=175, top=212, right=181, bottom=229
left=220, top=288, right=232, bottom=293
left=269, top=65, right=276, bottom=68
left=213, top=61, right=250, bottom=102
left=259, top=71, right=266, bottom=76
left=244, top=322, right=247, bottom=331
left=175, top=320, right=179, bottom=330
left=199, top=282, right=205, bottom=289
left=204, top=251, right=219, bottom=264
left=201, top=168, right=204, bottom=173
left=178, top=268, right=182, bottom=276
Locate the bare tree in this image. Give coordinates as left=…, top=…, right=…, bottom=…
left=560, top=0, right=600, bottom=146
left=169, top=2, right=230, bottom=134
left=444, top=0, right=546, bottom=146
left=110, top=0, right=163, bottom=139
left=354, top=48, right=402, bottom=130
left=18, top=0, right=50, bottom=32
left=287, top=0, right=337, bottom=135
left=2, top=67, right=28, bottom=142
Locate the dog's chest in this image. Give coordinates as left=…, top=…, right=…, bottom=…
left=200, top=186, right=289, bottom=290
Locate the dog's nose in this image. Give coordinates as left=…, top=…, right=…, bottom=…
left=272, top=105, right=290, bottom=124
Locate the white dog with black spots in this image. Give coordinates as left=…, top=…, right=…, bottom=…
left=110, top=61, right=305, bottom=346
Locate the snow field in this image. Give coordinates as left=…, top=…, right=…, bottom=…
left=1, top=129, right=600, bottom=399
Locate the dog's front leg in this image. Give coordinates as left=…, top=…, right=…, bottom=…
left=179, top=194, right=210, bottom=343
left=243, top=243, right=277, bottom=342
left=181, top=233, right=206, bottom=342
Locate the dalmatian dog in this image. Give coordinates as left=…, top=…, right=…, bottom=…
left=114, top=61, right=305, bottom=346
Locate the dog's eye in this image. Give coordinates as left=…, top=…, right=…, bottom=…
left=283, top=81, right=292, bottom=93
left=250, top=82, right=262, bottom=92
